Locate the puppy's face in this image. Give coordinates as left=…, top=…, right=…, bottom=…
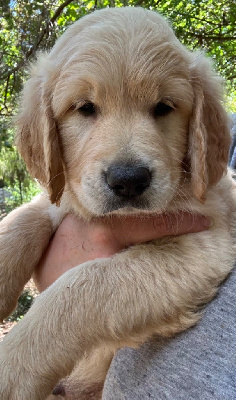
left=52, top=15, right=193, bottom=215
left=16, top=8, right=230, bottom=215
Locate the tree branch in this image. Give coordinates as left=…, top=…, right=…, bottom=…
left=135, top=0, right=162, bottom=6
left=187, top=32, right=236, bottom=42
left=51, top=0, right=76, bottom=23
left=176, top=12, right=223, bottom=26
left=3, top=75, right=10, bottom=111
left=1, top=0, right=76, bottom=81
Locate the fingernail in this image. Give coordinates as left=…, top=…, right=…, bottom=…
left=201, top=216, right=213, bottom=228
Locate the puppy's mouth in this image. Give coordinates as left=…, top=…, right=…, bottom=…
left=102, top=199, right=151, bottom=215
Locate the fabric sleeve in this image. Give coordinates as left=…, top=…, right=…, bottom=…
left=103, top=266, right=236, bottom=400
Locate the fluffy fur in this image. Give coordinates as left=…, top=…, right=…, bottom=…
left=0, top=7, right=235, bottom=400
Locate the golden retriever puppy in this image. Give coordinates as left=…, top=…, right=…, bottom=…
left=0, top=6, right=235, bottom=400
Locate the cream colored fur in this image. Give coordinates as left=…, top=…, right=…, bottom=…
left=0, top=7, right=235, bottom=400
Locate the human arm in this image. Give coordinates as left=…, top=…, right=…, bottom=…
left=34, top=212, right=211, bottom=292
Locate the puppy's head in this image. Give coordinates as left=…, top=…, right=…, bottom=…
left=16, top=7, right=230, bottom=216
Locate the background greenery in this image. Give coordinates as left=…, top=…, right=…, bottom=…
left=0, top=0, right=235, bottom=217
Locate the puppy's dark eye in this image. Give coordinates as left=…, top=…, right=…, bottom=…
left=153, top=102, right=174, bottom=118
left=78, top=102, right=96, bottom=116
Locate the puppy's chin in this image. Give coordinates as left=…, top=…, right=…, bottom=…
left=77, top=200, right=156, bottom=218
left=106, top=206, right=160, bottom=217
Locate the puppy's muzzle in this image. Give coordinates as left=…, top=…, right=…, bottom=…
left=105, top=163, right=151, bottom=199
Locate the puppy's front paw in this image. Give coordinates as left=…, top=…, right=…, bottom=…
left=52, top=380, right=103, bottom=400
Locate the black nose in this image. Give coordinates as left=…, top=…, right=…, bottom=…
left=106, top=164, right=151, bottom=198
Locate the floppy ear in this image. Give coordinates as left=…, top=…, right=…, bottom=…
left=15, top=56, right=65, bottom=205
left=188, top=54, right=231, bottom=203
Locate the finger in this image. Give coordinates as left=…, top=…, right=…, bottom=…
left=106, top=213, right=211, bottom=246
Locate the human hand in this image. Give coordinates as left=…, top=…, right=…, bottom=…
left=34, top=213, right=211, bottom=292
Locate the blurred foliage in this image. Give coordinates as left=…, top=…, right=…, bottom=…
left=7, top=289, right=35, bottom=322
left=0, top=142, right=40, bottom=213
left=0, top=0, right=235, bottom=209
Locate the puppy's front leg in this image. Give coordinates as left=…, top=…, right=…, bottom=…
left=0, top=241, right=219, bottom=400
left=0, top=194, right=63, bottom=320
